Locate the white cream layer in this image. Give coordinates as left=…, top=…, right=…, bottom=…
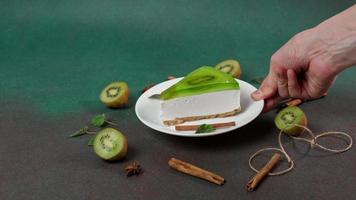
left=160, top=90, right=240, bottom=120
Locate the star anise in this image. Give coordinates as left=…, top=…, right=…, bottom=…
left=125, top=162, right=143, bottom=177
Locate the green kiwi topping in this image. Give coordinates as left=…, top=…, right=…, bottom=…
left=215, top=59, right=242, bottom=79
left=100, top=81, right=129, bottom=108
left=160, top=66, right=239, bottom=100
left=187, top=75, right=215, bottom=85
left=275, top=106, right=307, bottom=136
left=93, top=128, right=128, bottom=161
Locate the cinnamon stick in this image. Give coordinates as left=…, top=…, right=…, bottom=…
left=286, top=98, right=303, bottom=106
left=247, top=153, right=281, bottom=191
left=306, top=92, right=328, bottom=102
left=285, top=93, right=328, bottom=107
left=168, top=157, right=225, bottom=185
left=175, top=122, right=236, bottom=131
left=141, top=83, right=155, bottom=94
left=167, top=75, right=176, bottom=80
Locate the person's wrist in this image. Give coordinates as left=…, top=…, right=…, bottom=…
left=312, top=5, right=356, bottom=73
left=309, top=24, right=355, bottom=76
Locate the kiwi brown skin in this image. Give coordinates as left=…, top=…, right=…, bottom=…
left=100, top=82, right=129, bottom=108
left=107, top=136, right=128, bottom=161
left=275, top=106, right=308, bottom=136
left=285, top=116, right=307, bottom=136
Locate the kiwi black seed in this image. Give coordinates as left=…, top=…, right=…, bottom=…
left=215, top=59, right=242, bottom=79
left=106, top=86, right=120, bottom=97
left=275, top=106, right=307, bottom=136
left=100, top=81, right=129, bottom=108
left=93, top=128, right=128, bottom=161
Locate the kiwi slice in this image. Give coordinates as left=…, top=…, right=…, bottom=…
left=93, top=128, right=128, bottom=161
left=275, top=106, right=308, bottom=136
left=215, top=59, right=242, bottom=79
left=100, top=81, right=129, bottom=108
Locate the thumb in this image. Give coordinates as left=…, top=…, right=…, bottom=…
left=251, top=74, right=277, bottom=101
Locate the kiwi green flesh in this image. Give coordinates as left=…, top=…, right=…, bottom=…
left=216, top=64, right=239, bottom=75
left=93, top=128, right=126, bottom=160
left=215, top=60, right=241, bottom=77
left=275, top=106, right=306, bottom=135
left=100, top=82, right=127, bottom=103
left=160, top=66, right=239, bottom=100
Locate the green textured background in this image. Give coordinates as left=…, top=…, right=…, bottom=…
left=1, top=0, right=354, bottom=114
left=1, top=1, right=355, bottom=200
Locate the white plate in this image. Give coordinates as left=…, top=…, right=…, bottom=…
left=135, top=78, right=264, bottom=137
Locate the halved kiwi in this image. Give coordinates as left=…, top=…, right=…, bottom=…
left=275, top=106, right=307, bottom=136
left=215, top=59, right=241, bottom=79
left=100, top=81, right=129, bottom=108
left=93, top=128, right=128, bottom=161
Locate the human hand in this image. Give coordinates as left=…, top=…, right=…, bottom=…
left=251, top=5, right=356, bottom=112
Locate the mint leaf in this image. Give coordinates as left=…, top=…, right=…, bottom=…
left=88, top=136, right=96, bottom=146
left=70, top=126, right=89, bottom=137
left=91, top=114, right=106, bottom=127
left=196, top=124, right=215, bottom=134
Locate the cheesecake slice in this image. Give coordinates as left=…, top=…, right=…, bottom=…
left=160, top=66, right=241, bottom=126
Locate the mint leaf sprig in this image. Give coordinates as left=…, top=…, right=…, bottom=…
left=69, top=126, right=97, bottom=137
left=196, top=124, right=216, bottom=134
left=87, top=136, right=96, bottom=146
left=69, top=113, right=118, bottom=146
left=91, top=114, right=117, bottom=127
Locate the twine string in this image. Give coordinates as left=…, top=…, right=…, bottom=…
left=249, top=124, right=353, bottom=176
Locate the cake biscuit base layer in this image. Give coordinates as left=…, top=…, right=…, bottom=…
left=163, top=107, right=241, bottom=126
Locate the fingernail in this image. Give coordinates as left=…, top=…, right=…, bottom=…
left=251, top=90, right=263, bottom=100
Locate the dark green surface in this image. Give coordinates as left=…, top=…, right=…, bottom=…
left=1, top=1, right=356, bottom=200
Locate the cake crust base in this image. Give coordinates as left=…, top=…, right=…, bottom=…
left=163, top=107, right=241, bottom=126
